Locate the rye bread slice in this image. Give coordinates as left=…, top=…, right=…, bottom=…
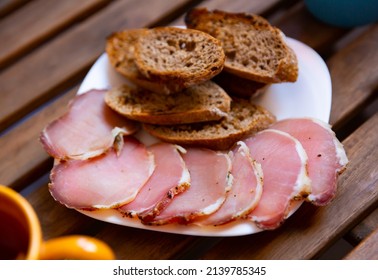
left=105, top=81, right=231, bottom=125
left=106, top=29, right=188, bottom=94
left=185, top=8, right=298, bottom=84
left=134, top=27, right=225, bottom=88
left=143, top=98, right=276, bottom=150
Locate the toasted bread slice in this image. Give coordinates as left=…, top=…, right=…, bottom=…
left=105, top=81, right=231, bottom=125
left=185, top=8, right=298, bottom=84
left=134, top=27, right=225, bottom=89
left=143, top=98, right=276, bottom=150
left=213, top=71, right=269, bottom=99
left=106, top=29, right=188, bottom=94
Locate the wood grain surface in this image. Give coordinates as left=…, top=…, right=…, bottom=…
left=344, top=228, right=378, bottom=260
left=347, top=208, right=378, bottom=245
left=0, top=0, right=111, bottom=68
left=199, top=113, right=378, bottom=259
left=0, top=0, right=377, bottom=260
left=0, top=0, right=190, bottom=131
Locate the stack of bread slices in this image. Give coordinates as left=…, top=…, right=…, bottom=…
left=105, top=8, right=298, bottom=150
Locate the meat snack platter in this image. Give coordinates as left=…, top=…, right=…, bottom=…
left=75, top=37, right=332, bottom=236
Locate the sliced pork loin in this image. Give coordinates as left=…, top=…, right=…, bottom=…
left=271, top=118, right=348, bottom=206
left=49, top=137, right=154, bottom=210
left=119, top=143, right=190, bottom=222
left=148, top=147, right=232, bottom=225
left=196, top=141, right=263, bottom=226
left=40, top=89, right=138, bottom=160
left=244, top=129, right=311, bottom=230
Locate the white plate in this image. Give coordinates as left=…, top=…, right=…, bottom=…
left=77, top=37, right=332, bottom=236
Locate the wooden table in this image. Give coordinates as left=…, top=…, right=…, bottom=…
left=0, top=0, right=377, bottom=260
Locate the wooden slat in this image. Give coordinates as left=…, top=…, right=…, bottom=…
left=92, top=225, right=197, bottom=260
left=194, top=0, right=283, bottom=13
left=344, top=228, right=378, bottom=260
left=328, top=24, right=378, bottom=129
left=0, top=0, right=111, bottom=69
left=0, top=87, right=76, bottom=189
left=0, top=0, right=29, bottom=18
left=341, top=88, right=378, bottom=248
left=272, top=2, right=348, bottom=54
left=0, top=0, right=192, bottom=132
left=169, top=0, right=283, bottom=26
left=198, top=113, right=378, bottom=259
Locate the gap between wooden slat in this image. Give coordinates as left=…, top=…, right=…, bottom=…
left=345, top=208, right=378, bottom=246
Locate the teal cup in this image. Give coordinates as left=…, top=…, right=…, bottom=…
left=304, top=0, right=378, bottom=27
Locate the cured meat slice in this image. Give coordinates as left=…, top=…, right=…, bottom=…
left=40, top=89, right=138, bottom=160
left=148, top=148, right=232, bottom=225
left=196, top=141, right=263, bottom=226
left=118, top=143, right=190, bottom=222
left=271, top=118, right=348, bottom=205
left=49, top=137, right=154, bottom=210
left=245, top=129, right=311, bottom=230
